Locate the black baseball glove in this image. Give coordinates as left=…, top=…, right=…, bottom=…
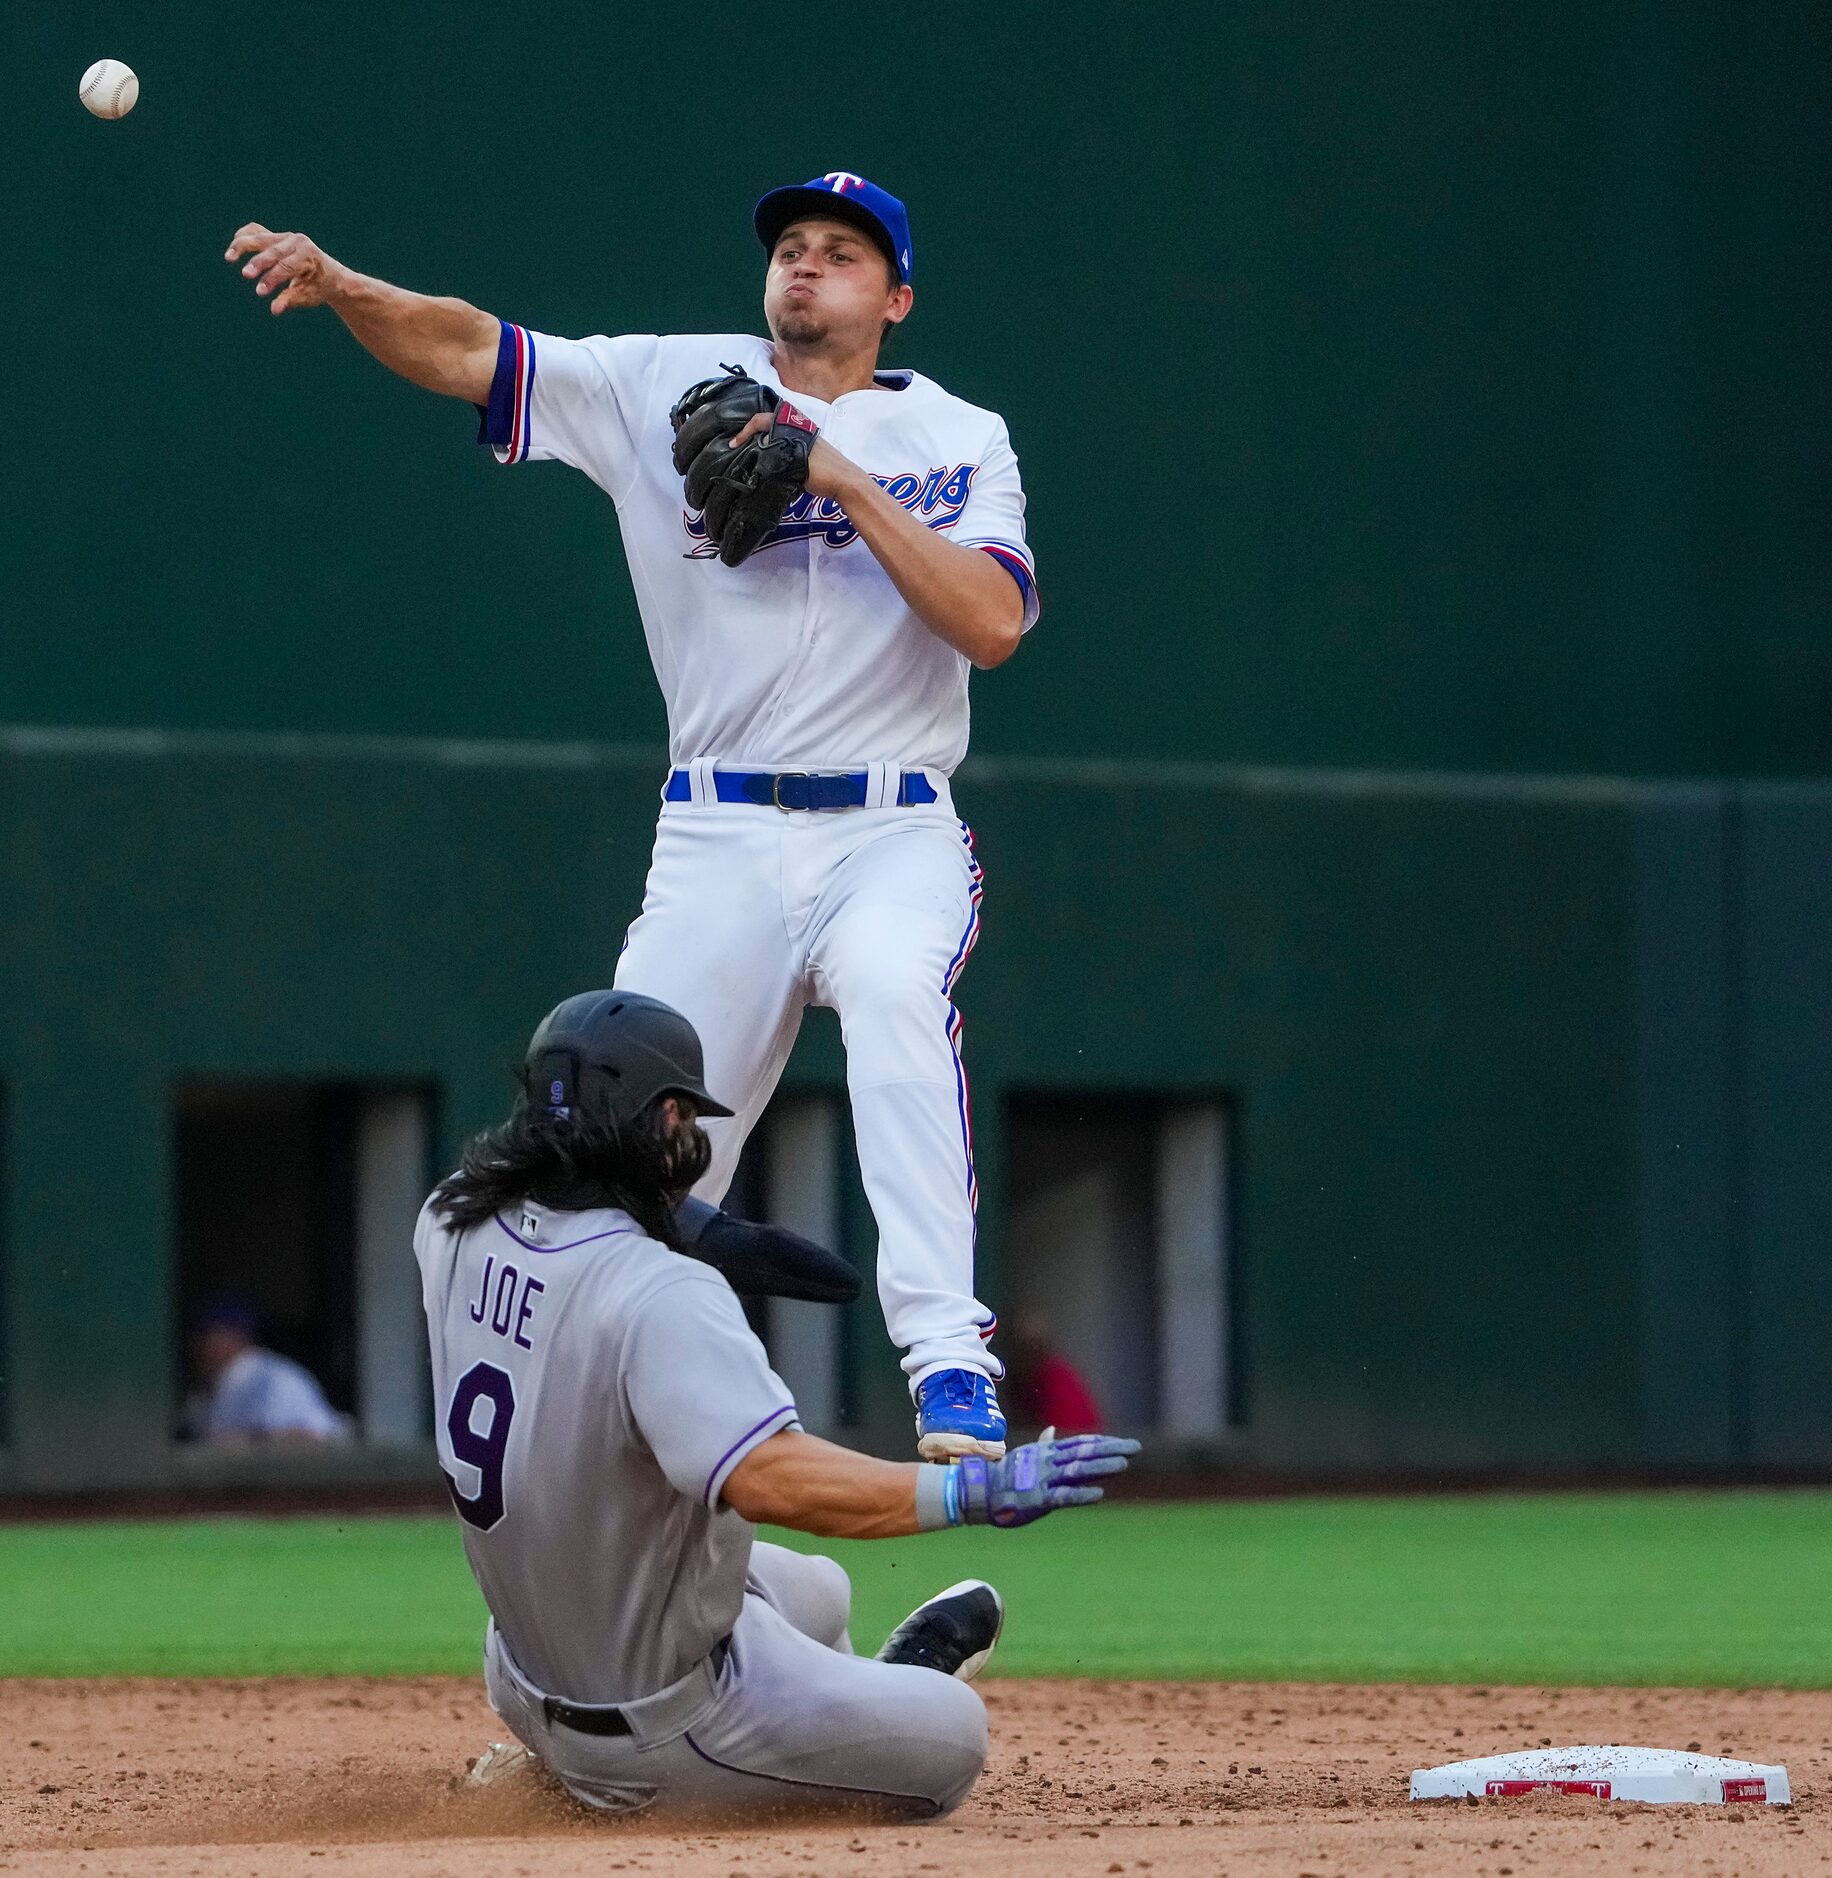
left=669, top=366, right=820, bottom=567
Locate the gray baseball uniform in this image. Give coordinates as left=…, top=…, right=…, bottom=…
left=415, top=1195, right=987, bottom=1820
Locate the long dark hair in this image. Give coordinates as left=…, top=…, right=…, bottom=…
left=430, top=1095, right=710, bottom=1248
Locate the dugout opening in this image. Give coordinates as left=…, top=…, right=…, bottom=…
left=1004, top=1094, right=1238, bottom=1442
left=724, top=1091, right=854, bottom=1440
left=171, top=1081, right=434, bottom=1446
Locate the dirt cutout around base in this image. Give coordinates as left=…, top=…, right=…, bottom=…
left=1, top=1678, right=1828, bottom=1876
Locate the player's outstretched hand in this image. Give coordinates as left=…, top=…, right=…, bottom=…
left=952, top=1429, right=1141, bottom=1529
left=224, top=224, right=343, bottom=315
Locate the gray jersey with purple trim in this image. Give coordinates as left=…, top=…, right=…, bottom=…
left=414, top=1194, right=800, bottom=1706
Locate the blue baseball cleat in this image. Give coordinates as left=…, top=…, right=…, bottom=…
left=915, top=1368, right=1007, bottom=1461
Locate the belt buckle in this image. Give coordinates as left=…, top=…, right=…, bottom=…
left=771, top=771, right=812, bottom=811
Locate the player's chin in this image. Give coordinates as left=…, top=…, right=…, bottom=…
left=772, top=308, right=829, bottom=347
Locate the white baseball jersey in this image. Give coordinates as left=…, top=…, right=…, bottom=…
left=415, top=1196, right=801, bottom=1705
left=477, top=327, right=1039, bottom=775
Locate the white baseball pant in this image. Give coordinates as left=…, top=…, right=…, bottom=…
left=614, top=789, right=998, bottom=1385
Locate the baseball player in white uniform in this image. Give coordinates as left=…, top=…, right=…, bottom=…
left=229, top=172, right=1035, bottom=1459
left=418, top=989, right=1136, bottom=1820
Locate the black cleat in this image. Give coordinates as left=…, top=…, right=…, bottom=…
left=874, top=1578, right=1004, bottom=1682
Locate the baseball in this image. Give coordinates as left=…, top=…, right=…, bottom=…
left=79, top=59, right=139, bottom=120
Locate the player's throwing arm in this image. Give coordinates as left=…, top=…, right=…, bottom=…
left=224, top=224, right=498, bottom=401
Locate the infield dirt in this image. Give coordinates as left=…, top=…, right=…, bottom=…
left=2, top=1677, right=1827, bottom=1875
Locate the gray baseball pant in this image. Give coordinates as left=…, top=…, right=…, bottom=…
left=483, top=1541, right=988, bottom=1822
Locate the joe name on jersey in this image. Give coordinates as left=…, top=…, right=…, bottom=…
left=468, top=1248, right=546, bottom=1352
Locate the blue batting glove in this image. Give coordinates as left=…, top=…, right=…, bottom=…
left=949, top=1430, right=1141, bottom=1529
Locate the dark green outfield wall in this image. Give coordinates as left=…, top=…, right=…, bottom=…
left=3, top=1, right=1828, bottom=775
left=4, top=732, right=1829, bottom=1490
left=2, top=4, right=1826, bottom=1488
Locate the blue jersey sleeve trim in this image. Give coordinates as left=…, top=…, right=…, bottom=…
left=976, top=542, right=1039, bottom=619
left=474, top=322, right=535, bottom=461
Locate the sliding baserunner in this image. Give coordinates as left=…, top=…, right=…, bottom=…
left=417, top=990, right=1135, bottom=1818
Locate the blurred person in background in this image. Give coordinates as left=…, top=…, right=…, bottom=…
left=1004, top=1312, right=1103, bottom=1439
left=183, top=1297, right=350, bottom=1445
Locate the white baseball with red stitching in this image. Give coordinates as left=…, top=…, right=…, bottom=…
left=79, top=59, right=139, bottom=120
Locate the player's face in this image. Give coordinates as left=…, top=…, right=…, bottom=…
left=192, top=1324, right=249, bottom=1381
left=656, top=1095, right=712, bottom=1196
left=765, top=219, right=911, bottom=353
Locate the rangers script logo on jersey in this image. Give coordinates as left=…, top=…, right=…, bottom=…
left=683, top=463, right=978, bottom=557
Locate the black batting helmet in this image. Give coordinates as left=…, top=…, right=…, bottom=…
left=522, top=990, right=734, bottom=1131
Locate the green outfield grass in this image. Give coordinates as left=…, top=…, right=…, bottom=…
left=2, top=1492, right=1828, bottom=1686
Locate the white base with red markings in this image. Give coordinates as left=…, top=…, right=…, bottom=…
left=1410, top=1745, right=1790, bottom=1806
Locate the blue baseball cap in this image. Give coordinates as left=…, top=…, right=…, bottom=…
left=754, top=172, right=913, bottom=284
left=191, top=1293, right=259, bottom=1337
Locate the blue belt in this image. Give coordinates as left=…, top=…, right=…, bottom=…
left=663, top=768, right=939, bottom=811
